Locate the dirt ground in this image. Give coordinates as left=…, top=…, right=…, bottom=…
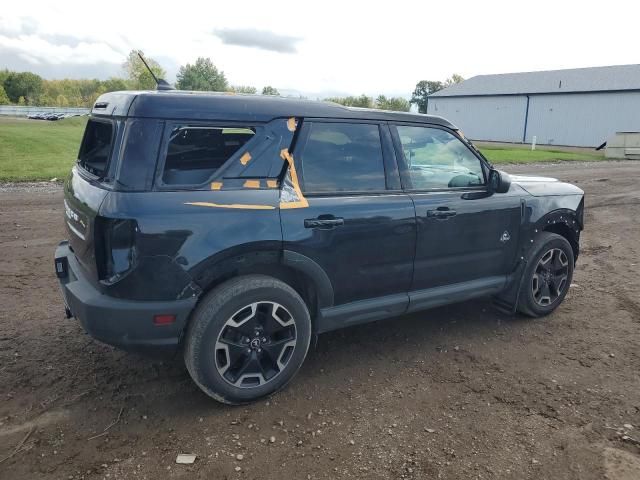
left=1, top=161, right=639, bottom=480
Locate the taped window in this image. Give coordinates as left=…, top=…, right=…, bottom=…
left=162, top=126, right=257, bottom=185
left=299, top=123, right=386, bottom=193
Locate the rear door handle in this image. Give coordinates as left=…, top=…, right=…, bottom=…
left=427, top=208, right=457, bottom=219
left=304, top=216, right=345, bottom=229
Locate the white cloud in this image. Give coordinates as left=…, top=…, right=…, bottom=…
left=0, top=35, right=123, bottom=65
left=213, top=29, right=301, bottom=54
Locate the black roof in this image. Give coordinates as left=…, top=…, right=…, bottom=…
left=92, top=90, right=456, bottom=127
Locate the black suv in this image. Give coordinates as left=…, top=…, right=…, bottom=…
left=55, top=91, right=584, bottom=404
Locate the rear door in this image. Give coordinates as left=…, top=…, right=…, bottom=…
left=390, top=124, right=522, bottom=294
left=64, top=117, right=118, bottom=281
left=280, top=120, right=416, bottom=317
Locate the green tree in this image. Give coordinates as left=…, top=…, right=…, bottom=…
left=410, top=75, right=464, bottom=113
left=123, top=50, right=167, bottom=90
left=56, top=94, right=69, bottom=107
left=38, top=94, right=55, bottom=106
left=231, top=85, right=257, bottom=94
left=410, top=80, right=444, bottom=113
left=176, top=57, right=228, bottom=91
left=444, top=73, right=464, bottom=87
left=0, top=85, right=10, bottom=105
left=3, top=71, right=43, bottom=103
left=0, top=69, right=9, bottom=87
left=375, top=95, right=410, bottom=112
left=102, top=77, right=129, bottom=92
left=262, top=86, right=280, bottom=96
left=77, top=79, right=102, bottom=104
left=17, top=96, right=26, bottom=105
left=0, top=69, right=135, bottom=107
left=325, top=94, right=373, bottom=108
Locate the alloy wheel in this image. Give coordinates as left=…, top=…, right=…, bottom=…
left=215, top=302, right=297, bottom=388
left=531, top=248, right=569, bottom=307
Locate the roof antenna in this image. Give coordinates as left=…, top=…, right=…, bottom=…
left=137, top=51, right=174, bottom=91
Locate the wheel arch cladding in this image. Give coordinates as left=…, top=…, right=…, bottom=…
left=494, top=204, right=582, bottom=313
left=537, top=209, right=582, bottom=261
left=189, top=248, right=333, bottom=322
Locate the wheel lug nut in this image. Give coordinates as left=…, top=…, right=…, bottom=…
left=262, top=337, right=267, bottom=342
left=257, top=348, right=262, bottom=353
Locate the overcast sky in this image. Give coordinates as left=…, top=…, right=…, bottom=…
left=1, top=0, right=639, bottom=98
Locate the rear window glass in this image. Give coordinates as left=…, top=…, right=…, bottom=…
left=162, top=126, right=256, bottom=185
left=78, top=119, right=114, bottom=177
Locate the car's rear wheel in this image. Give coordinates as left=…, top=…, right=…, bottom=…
left=517, top=232, right=574, bottom=317
left=184, top=275, right=311, bottom=404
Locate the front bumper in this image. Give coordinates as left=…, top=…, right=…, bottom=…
left=54, top=241, right=197, bottom=357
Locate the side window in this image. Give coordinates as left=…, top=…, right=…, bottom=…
left=396, top=126, right=485, bottom=190
left=299, top=122, right=386, bottom=192
left=162, top=125, right=257, bottom=185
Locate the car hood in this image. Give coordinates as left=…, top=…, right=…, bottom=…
left=508, top=174, right=584, bottom=197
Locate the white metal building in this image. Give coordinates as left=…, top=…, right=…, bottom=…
left=426, top=64, right=640, bottom=147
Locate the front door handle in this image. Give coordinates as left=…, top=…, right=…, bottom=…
left=304, top=216, right=345, bottom=229
left=427, top=208, right=457, bottom=219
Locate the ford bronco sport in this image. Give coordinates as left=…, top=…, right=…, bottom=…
left=55, top=91, right=584, bottom=404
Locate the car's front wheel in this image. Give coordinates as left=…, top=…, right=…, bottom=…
left=518, top=232, right=575, bottom=317
left=184, top=275, right=311, bottom=404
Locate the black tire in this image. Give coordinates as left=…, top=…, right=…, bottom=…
left=517, top=232, right=574, bottom=317
left=184, top=274, right=311, bottom=405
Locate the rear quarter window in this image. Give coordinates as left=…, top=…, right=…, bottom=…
left=161, top=125, right=257, bottom=186
left=78, top=119, right=114, bottom=177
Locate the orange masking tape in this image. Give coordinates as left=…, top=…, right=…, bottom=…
left=185, top=202, right=275, bottom=210
left=240, top=152, right=252, bottom=165
left=279, top=148, right=309, bottom=209
left=243, top=180, right=260, bottom=188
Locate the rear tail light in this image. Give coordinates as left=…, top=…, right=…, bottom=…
left=96, top=217, right=138, bottom=282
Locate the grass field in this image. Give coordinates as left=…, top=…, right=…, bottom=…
left=0, top=116, right=604, bottom=181
left=479, top=143, right=603, bottom=164
left=0, top=116, right=87, bottom=182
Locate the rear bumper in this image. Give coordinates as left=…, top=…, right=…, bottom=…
left=54, top=241, right=197, bottom=357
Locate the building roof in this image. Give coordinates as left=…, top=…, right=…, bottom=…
left=93, top=90, right=454, bottom=127
left=431, top=64, right=640, bottom=97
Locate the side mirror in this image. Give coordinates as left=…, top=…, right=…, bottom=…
left=488, top=169, right=511, bottom=194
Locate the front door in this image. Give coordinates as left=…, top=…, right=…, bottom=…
left=280, top=121, right=416, bottom=318
left=390, top=124, right=522, bottom=296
